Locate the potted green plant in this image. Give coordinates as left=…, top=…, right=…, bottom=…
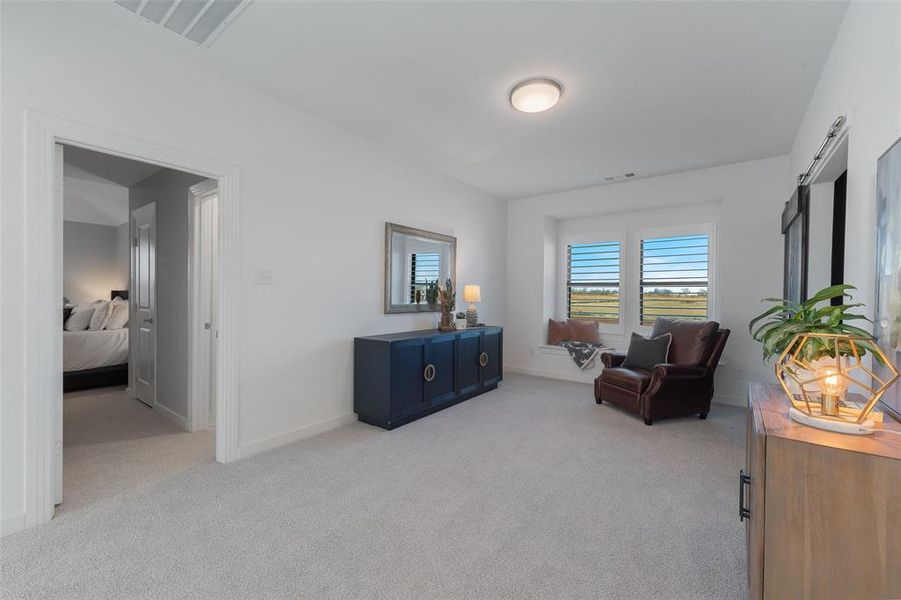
left=749, top=284, right=881, bottom=362
left=455, top=311, right=467, bottom=330
left=749, top=284, right=887, bottom=396
left=425, top=279, right=439, bottom=306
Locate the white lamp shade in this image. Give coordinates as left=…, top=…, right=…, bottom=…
left=463, top=285, right=481, bottom=303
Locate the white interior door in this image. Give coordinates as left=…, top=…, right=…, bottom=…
left=197, top=192, right=218, bottom=428
left=131, top=203, right=157, bottom=407
left=54, top=143, right=64, bottom=505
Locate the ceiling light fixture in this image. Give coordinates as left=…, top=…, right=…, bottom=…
left=509, top=78, right=563, bottom=113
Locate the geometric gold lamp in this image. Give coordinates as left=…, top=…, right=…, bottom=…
left=775, top=332, right=899, bottom=435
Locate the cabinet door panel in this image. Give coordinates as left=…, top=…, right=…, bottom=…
left=428, top=336, right=456, bottom=405
left=390, top=341, right=427, bottom=418
left=480, top=330, right=502, bottom=385
left=746, top=404, right=766, bottom=599
left=458, top=333, right=481, bottom=394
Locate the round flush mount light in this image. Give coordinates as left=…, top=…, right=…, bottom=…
left=509, top=78, right=563, bottom=113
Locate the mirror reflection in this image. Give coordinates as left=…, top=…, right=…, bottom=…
left=385, top=223, right=456, bottom=313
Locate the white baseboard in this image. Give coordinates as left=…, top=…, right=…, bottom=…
left=154, top=402, right=188, bottom=430
left=505, top=365, right=596, bottom=385
left=1, top=512, right=26, bottom=537
left=238, top=413, right=357, bottom=459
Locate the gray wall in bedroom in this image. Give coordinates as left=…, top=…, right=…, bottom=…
left=130, top=168, right=207, bottom=421
left=63, top=221, right=129, bottom=305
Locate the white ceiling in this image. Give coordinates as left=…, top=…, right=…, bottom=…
left=64, top=145, right=163, bottom=187
left=63, top=145, right=162, bottom=226
left=98, top=1, right=848, bottom=199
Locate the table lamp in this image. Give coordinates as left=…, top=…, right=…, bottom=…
left=463, top=285, right=481, bottom=327
left=775, top=332, right=899, bottom=435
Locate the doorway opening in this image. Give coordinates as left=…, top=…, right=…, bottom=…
left=56, top=144, right=219, bottom=514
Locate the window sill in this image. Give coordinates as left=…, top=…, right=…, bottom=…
left=538, top=344, right=568, bottom=355
left=538, top=344, right=616, bottom=355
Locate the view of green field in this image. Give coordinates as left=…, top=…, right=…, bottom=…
left=568, top=290, right=708, bottom=324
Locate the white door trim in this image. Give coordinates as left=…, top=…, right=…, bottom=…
left=187, top=179, right=218, bottom=432
left=23, top=110, right=241, bottom=531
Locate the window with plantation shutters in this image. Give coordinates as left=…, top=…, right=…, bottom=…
left=566, top=241, right=621, bottom=324
left=409, top=252, right=439, bottom=303
left=639, top=234, right=709, bottom=325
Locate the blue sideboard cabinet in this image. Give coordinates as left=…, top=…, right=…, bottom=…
left=354, top=326, right=503, bottom=429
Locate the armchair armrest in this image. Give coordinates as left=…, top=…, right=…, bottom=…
left=652, top=364, right=708, bottom=380
left=601, top=352, right=626, bottom=368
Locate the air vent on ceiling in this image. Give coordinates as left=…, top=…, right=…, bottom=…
left=603, top=171, right=639, bottom=183
left=114, top=0, right=252, bottom=47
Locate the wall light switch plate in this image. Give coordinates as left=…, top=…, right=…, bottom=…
left=254, top=269, right=274, bottom=286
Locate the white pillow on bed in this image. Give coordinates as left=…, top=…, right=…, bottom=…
left=89, top=301, right=113, bottom=330
left=64, top=304, right=94, bottom=332
left=105, top=301, right=129, bottom=329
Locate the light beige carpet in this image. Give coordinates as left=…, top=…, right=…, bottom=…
left=60, top=386, right=214, bottom=516
left=3, top=375, right=747, bottom=599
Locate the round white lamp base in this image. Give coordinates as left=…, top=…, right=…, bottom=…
left=788, top=407, right=875, bottom=435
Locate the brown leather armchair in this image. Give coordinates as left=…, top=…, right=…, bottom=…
left=593, top=319, right=730, bottom=425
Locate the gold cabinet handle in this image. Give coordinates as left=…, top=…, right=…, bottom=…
left=424, top=363, right=436, bottom=382
left=479, top=352, right=488, bottom=367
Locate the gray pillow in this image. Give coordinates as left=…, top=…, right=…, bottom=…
left=621, top=332, right=672, bottom=370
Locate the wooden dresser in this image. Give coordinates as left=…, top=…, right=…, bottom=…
left=354, top=326, right=502, bottom=430
left=745, top=383, right=901, bottom=599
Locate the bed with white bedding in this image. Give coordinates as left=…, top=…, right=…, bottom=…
left=63, top=291, right=129, bottom=392
left=64, top=328, right=129, bottom=372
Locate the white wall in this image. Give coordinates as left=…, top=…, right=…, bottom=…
left=63, top=221, right=129, bottom=305
left=0, top=2, right=507, bottom=534
left=115, top=223, right=130, bottom=291
left=130, top=169, right=207, bottom=421
left=506, top=156, right=791, bottom=402
left=789, top=0, right=901, bottom=318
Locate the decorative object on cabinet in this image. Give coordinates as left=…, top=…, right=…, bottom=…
left=438, top=277, right=455, bottom=331
left=773, top=333, right=897, bottom=434
left=750, top=284, right=879, bottom=363
left=875, top=136, right=901, bottom=420
left=743, top=383, right=901, bottom=600
left=463, top=284, right=481, bottom=327
left=354, top=326, right=503, bottom=430
left=750, top=284, right=897, bottom=434
left=455, top=312, right=467, bottom=330
left=384, top=222, right=455, bottom=314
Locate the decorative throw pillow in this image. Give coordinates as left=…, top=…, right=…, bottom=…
left=567, top=319, right=600, bottom=345
left=105, top=301, right=129, bottom=329
left=547, top=319, right=571, bottom=345
left=64, top=304, right=94, bottom=332
left=622, top=332, right=672, bottom=370
left=89, top=301, right=113, bottom=331
left=651, top=318, right=719, bottom=365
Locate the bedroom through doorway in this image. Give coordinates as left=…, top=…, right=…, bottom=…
left=58, top=144, right=218, bottom=515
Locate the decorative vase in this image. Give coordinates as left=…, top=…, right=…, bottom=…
left=455, top=318, right=467, bottom=330
left=438, top=305, right=454, bottom=331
